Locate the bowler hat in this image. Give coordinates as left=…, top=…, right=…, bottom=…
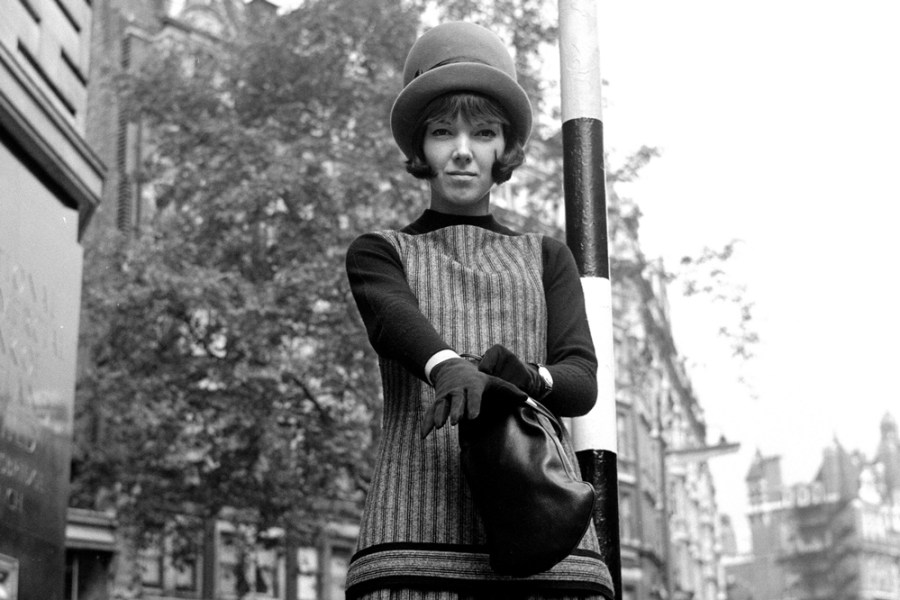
left=390, top=22, right=533, bottom=161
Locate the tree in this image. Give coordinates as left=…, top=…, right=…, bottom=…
left=73, top=0, right=425, bottom=590
left=673, top=242, right=758, bottom=361
left=603, top=145, right=758, bottom=365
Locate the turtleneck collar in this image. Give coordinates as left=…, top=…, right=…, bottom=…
left=405, top=209, right=505, bottom=234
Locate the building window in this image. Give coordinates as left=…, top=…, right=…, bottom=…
left=620, top=490, right=636, bottom=542
left=328, top=546, right=352, bottom=600
left=617, top=409, right=634, bottom=463
left=139, top=536, right=164, bottom=587
left=218, top=532, right=244, bottom=596
left=174, top=557, right=198, bottom=591
left=137, top=530, right=201, bottom=594
left=297, top=547, right=319, bottom=600
left=218, top=530, right=281, bottom=598
left=253, top=548, right=279, bottom=598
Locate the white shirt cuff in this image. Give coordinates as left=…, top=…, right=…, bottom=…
left=424, top=349, right=462, bottom=385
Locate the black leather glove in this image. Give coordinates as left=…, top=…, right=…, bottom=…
left=478, top=344, right=544, bottom=400
left=423, top=358, right=491, bottom=438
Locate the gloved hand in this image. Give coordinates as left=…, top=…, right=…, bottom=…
left=478, top=344, right=543, bottom=399
left=424, top=359, right=529, bottom=438
left=423, top=358, right=491, bottom=438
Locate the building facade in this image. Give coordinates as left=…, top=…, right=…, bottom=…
left=728, top=414, right=900, bottom=600
left=604, top=190, right=734, bottom=600
left=64, top=508, right=358, bottom=600
left=1, top=0, right=102, bottom=596
left=612, top=260, right=732, bottom=600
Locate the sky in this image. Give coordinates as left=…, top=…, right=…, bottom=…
left=591, top=0, right=900, bottom=550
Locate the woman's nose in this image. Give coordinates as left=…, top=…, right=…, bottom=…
left=452, top=136, right=473, bottom=162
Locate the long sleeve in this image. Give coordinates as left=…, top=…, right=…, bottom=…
left=345, top=232, right=452, bottom=381
left=540, top=237, right=598, bottom=417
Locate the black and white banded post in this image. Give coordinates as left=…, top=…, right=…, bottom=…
left=558, top=1, right=622, bottom=598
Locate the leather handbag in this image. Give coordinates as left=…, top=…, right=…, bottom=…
left=458, top=373, right=596, bottom=577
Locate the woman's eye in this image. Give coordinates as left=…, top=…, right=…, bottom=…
left=476, top=129, right=499, bottom=138
left=430, top=128, right=451, bottom=136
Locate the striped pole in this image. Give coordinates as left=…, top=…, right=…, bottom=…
left=558, top=2, right=621, bottom=598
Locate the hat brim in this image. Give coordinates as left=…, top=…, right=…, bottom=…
left=390, top=63, right=533, bottom=161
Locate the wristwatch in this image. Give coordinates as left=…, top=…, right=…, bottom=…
left=535, top=364, right=553, bottom=399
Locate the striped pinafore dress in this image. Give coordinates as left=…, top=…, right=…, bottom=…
left=345, top=222, right=613, bottom=600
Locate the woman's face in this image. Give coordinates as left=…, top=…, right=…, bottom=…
left=423, top=113, right=505, bottom=216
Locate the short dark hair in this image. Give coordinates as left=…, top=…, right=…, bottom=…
left=405, top=92, right=526, bottom=184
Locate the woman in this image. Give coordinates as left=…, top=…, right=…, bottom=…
left=344, top=22, right=614, bottom=600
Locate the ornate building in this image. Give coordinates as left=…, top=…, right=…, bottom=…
left=727, top=414, right=900, bottom=600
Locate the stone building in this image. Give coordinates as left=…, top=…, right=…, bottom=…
left=727, top=413, right=900, bottom=600
left=612, top=257, right=734, bottom=600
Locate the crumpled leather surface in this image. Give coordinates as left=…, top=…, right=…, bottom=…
left=459, top=381, right=596, bottom=577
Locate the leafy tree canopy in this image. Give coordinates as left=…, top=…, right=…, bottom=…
left=74, top=0, right=427, bottom=541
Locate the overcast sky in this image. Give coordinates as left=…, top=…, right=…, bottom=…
left=593, top=0, right=900, bottom=550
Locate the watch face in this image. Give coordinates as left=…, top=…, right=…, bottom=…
left=538, top=365, right=553, bottom=390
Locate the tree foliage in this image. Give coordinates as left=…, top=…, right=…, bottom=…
left=605, top=146, right=759, bottom=365
left=73, top=0, right=426, bottom=543
left=675, top=241, right=759, bottom=360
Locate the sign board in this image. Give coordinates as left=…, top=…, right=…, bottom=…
left=0, top=140, right=83, bottom=599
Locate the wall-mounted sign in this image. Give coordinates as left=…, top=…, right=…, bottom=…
left=0, top=140, right=83, bottom=599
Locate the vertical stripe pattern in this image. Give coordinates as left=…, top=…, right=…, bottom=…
left=362, top=226, right=547, bottom=549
